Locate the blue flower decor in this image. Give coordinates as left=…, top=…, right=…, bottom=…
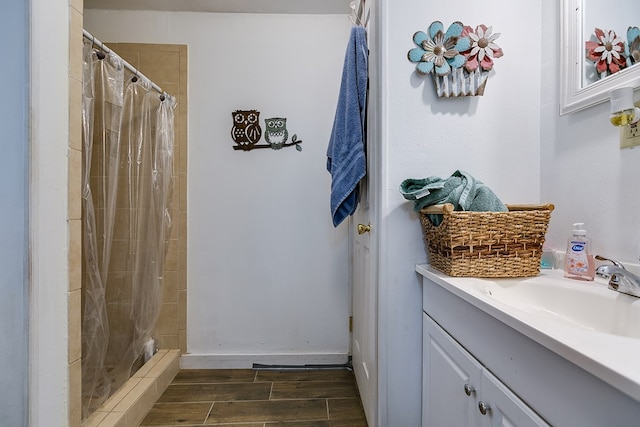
left=408, top=21, right=471, bottom=76
left=628, top=26, right=640, bottom=66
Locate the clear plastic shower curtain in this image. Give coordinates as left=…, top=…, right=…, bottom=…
left=81, top=39, right=175, bottom=418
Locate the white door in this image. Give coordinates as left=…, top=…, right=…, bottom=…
left=352, top=184, right=377, bottom=427
left=351, top=2, right=378, bottom=425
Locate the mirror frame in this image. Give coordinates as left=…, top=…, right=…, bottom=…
left=560, top=0, right=640, bottom=115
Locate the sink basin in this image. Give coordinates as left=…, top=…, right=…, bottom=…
left=462, top=273, right=640, bottom=339
left=416, top=264, right=640, bottom=402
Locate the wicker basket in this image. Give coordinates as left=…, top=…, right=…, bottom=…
left=419, top=203, right=554, bottom=277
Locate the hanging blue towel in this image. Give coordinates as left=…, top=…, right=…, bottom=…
left=327, top=26, right=368, bottom=227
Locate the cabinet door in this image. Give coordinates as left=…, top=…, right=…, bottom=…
left=423, top=314, right=482, bottom=427
left=479, top=368, right=550, bottom=427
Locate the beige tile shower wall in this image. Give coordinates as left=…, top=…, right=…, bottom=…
left=69, top=1, right=84, bottom=426
left=107, top=43, right=188, bottom=355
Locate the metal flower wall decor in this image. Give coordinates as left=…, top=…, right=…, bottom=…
left=585, top=26, right=640, bottom=79
left=407, top=20, right=504, bottom=97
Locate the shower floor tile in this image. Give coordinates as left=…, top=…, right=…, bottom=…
left=139, top=368, right=368, bottom=427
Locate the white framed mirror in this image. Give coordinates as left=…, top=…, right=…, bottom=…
left=560, top=0, right=640, bottom=115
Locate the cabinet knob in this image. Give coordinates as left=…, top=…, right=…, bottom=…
left=463, top=384, right=475, bottom=396
left=478, top=401, right=491, bottom=415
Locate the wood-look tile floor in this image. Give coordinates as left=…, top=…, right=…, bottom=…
left=139, top=368, right=368, bottom=426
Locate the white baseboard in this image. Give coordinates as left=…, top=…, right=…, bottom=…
left=180, top=352, right=350, bottom=369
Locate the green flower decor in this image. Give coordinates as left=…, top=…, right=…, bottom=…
left=408, top=21, right=470, bottom=77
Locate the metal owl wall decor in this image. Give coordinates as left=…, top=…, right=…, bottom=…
left=231, top=110, right=262, bottom=150
left=264, top=117, right=288, bottom=149
left=231, top=110, right=302, bottom=152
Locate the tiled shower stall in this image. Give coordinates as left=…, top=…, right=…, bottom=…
left=67, top=2, right=189, bottom=424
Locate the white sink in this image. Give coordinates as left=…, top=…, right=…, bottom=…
left=462, top=273, right=640, bottom=339
left=416, top=265, right=640, bottom=401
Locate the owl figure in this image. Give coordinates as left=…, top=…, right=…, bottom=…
left=264, top=117, right=289, bottom=150
left=231, top=110, right=262, bottom=149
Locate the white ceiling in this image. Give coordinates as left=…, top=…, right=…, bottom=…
left=83, top=0, right=352, bottom=14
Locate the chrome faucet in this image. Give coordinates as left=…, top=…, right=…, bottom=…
left=595, top=255, right=640, bottom=298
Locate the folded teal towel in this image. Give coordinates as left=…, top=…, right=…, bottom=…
left=399, top=170, right=507, bottom=225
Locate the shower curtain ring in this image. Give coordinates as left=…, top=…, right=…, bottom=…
left=92, top=38, right=105, bottom=60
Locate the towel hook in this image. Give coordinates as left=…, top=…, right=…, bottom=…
left=349, top=0, right=362, bottom=27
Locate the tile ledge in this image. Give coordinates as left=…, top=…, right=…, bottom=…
left=82, top=349, right=180, bottom=427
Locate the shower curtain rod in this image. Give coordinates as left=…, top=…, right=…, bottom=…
left=82, top=29, right=172, bottom=100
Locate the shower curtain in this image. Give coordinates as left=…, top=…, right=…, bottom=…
left=81, top=39, right=175, bottom=418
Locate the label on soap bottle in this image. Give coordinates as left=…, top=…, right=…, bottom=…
left=566, top=240, right=588, bottom=273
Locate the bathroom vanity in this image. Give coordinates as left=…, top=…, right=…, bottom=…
left=417, top=265, right=640, bottom=426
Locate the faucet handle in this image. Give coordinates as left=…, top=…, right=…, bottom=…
left=595, top=255, right=626, bottom=269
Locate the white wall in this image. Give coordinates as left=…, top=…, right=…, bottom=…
left=30, top=0, right=71, bottom=425
left=378, top=1, right=542, bottom=424
left=84, top=11, right=352, bottom=365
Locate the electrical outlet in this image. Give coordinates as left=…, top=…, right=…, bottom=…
left=620, top=101, right=640, bottom=149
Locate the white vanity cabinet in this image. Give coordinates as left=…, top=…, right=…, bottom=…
left=423, top=314, right=549, bottom=427
left=418, top=266, right=640, bottom=427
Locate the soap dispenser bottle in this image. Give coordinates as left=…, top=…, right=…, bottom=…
left=564, top=222, right=595, bottom=281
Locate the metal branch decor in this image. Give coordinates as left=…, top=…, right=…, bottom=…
left=231, top=109, right=303, bottom=152
left=408, top=21, right=504, bottom=97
